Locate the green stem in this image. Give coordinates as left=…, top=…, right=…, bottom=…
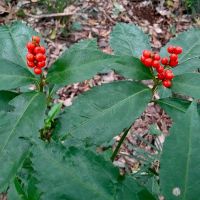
left=38, top=74, right=45, bottom=92
left=111, top=125, right=132, bottom=162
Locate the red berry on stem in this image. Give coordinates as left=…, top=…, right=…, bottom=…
left=169, top=60, right=178, bottom=67
left=174, top=46, right=183, bottom=54
left=27, top=61, right=35, bottom=68
left=167, top=45, right=175, bottom=54
left=37, top=61, right=46, bottom=68
left=34, top=67, right=42, bottom=75
left=144, top=58, right=153, bottom=67
left=34, top=47, right=42, bottom=54
left=32, top=36, right=40, bottom=44
left=153, top=53, right=160, bottom=61
left=26, top=53, right=34, bottom=62
left=162, top=80, right=172, bottom=88
left=143, top=50, right=151, bottom=58
left=156, top=65, right=164, bottom=73
left=158, top=72, right=165, bottom=80
left=152, top=60, right=160, bottom=68
left=161, top=57, right=169, bottom=65
left=35, top=53, right=44, bottom=62
left=165, top=70, right=174, bottom=80
left=26, top=42, right=35, bottom=52
left=42, top=54, right=46, bottom=61
left=40, top=46, right=46, bottom=54
left=140, top=55, right=145, bottom=63
left=170, top=54, right=178, bottom=61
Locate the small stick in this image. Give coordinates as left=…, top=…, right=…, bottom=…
left=24, top=11, right=75, bottom=19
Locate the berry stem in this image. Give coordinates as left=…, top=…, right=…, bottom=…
left=38, top=74, right=46, bottom=92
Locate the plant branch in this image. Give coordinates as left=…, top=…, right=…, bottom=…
left=24, top=11, right=75, bottom=19
left=111, top=125, right=132, bottom=162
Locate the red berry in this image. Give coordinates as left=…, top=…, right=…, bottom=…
left=35, top=53, right=44, bottom=62
left=169, top=60, right=178, bottom=67
left=161, top=57, right=169, bottom=65
left=167, top=45, right=175, bottom=54
left=152, top=60, right=160, bottom=68
left=32, top=36, right=40, bottom=44
left=144, top=58, right=153, bottom=67
left=37, top=61, right=46, bottom=68
left=165, top=70, right=174, bottom=80
left=34, top=67, right=42, bottom=75
left=42, top=54, right=46, bottom=61
left=26, top=53, right=34, bottom=62
left=153, top=53, right=160, bottom=61
left=174, top=46, right=183, bottom=54
left=170, top=54, right=178, bottom=61
left=40, top=46, right=46, bottom=54
left=26, top=42, right=35, bottom=52
left=27, top=61, right=35, bottom=68
left=158, top=72, right=165, bottom=80
left=156, top=65, right=164, bottom=73
left=34, top=47, right=42, bottom=54
left=143, top=50, right=151, bottom=58
left=162, top=80, right=172, bottom=88
left=141, top=55, right=145, bottom=63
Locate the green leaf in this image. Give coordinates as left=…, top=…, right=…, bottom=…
left=55, top=81, right=151, bottom=145
left=156, top=97, right=191, bottom=121
left=157, top=86, right=172, bottom=99
left=160, top=102, right=200, bottom=200
left=32, top=142, right=156, bottom=200
left=172, top=73, right=200, bottom=99
left=47, top=39, right=152, bottom=86
left=68, top=38, right=98, bottom=50
left=0, top=21, right=40, bottom=90
left=7, top=179, right=27, bottom=200
left=0, top=92, right=46, bottom=191
left=7, top=183, right=24, bottom=200
left=0, top=59, right=35, bottom=90
left=160, top=29, right=200, bottom=75
left=110, top=23, right=151, bottom=57
left=0, top=91, right=18, bottom=111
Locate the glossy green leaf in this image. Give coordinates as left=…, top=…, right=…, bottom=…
left=0, top=21, right=40, bottom=90
left=55, top=81, right=151, bottom=145
left=160, top=29, right=200, bottom=75
left=47, top=40, right=152, bottom=86
left=157, top=86, right=172, bottom=99
left=0, top=92, right=46, bottom=191
left=160, top=102, right=200, bottom=200
left=172, top=73, right=200, bottom=99
left=156, top=97, right=191, bottom=121
left=0, top=91, right=18, bottom=111
left=32, top=142, right=156, bottom=200
left=0, top=59, right=36, bottom=90
left=7, top=179, right=27, bottom=200
left=7, top=183, right=23, bottom=200
left=110, top=23, right=151, bottom=57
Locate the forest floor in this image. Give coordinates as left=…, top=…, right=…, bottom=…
left=0, top=0, right=199, bottom=199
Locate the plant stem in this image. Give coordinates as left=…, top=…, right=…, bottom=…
left=39, top=74, right=45, bottom=92
left=111, top=125, right=132, bottom=162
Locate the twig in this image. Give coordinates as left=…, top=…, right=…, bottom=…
left=24, top=11, right=75, bottom=19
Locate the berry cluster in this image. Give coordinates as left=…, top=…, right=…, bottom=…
left=26, top=36, right=46, bottom=75
left=140, top=45, right=183, bottom=88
